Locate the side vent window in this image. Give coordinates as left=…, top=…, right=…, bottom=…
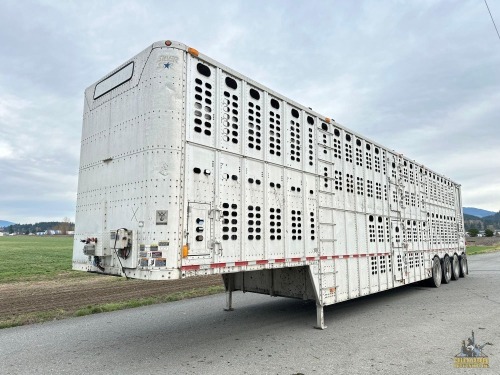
left=94, top=62, right=134, bottom=99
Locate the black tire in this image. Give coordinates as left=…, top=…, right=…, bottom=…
left=460, top=254, right=468, bottom=277
left=451, top=254, right=460, bottom=281
left=442, top=255, right=451, bottom=284
left=429, top=256, right=442, bottom=288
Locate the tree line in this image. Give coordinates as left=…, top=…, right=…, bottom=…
left=3, top=218, right=74, bottom=235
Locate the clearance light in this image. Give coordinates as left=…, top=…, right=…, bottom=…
left=188, top=47, right=199, bottom=57
left=182, top=244, right=189, bottom=258
left=325, top=117, right=331, bottom=124
left=165, top=40, right=172, bottom=46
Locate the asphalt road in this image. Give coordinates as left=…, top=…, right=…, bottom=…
left=1, top=253, right=499, bottom=375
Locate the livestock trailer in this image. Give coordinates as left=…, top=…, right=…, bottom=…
left=73, top=40, right=467, bottom=328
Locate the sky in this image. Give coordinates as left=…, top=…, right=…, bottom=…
left=0, top=0, right=499, bottom=224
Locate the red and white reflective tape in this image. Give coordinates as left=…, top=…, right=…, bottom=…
left=180, top=249, right=462, bottom=271
left=181, top=251, right=401, bottom=271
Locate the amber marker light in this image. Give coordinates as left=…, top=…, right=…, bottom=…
left=325, top=117, right=331, bottom=123
left=182, top=244, right=189, bottom=258
left=188, top=47, right=199, bottom=56
left=165, top=40, right=172, bottom=46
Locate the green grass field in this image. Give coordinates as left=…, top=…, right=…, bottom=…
left=0, top=235, right=92, bottom=283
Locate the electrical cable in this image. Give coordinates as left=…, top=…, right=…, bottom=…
left=113, top=228, right=129, bottom=279
left=484, top=0, right=500, bottom=42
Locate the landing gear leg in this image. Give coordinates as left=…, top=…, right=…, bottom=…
left=314, top=303, right=327, bottom=330
left=224, top=274, right=234, bottom=311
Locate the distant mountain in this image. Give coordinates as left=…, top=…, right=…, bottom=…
left=463, top=213, right=481, bottom=220
left=463, top=207, right=496, bottom=218
left=463, top=209, right=500, bottom=231
left=0, top=220, right=15, bottom=228
left=483, top=212, right=500, bottom=228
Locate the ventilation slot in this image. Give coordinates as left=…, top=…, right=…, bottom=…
left=370, top=256, right=378, bottom=275
left=247, top=205, right=262, bottom=240
left=269, top=207, right=282, bottom=240
left=193, top=75, right=213, bottom=136
left=221, top=203, right=238, bottom=241
left=366, top=180, right=373, bottom=198
left=289, top=114, right=301, bottom=162
left=310, top=211, right=315, bottom=240
left=307, top=120, right=314, bottom=166
left=345, top=140, right=353, bottom=163
left=222, top=90, right=239, bottom=144
left=346, top=174, right=354, bottom=193
left=290, top=210, right=302, bottom=241
left=377, top=217, right=385, bottom=242
left=368, top=215, right=375, bottom=243
left=374, top=182, right=382, bottom=200
left=334, top=170, right=342, bottom=191
left=356, top=177, right=364, bottom=196
left=268, top=103, right=281, bottom=157
left=247, top=88, right=262, bottom=151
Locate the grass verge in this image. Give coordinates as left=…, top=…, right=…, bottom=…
left=0, top=285, right=224, bottom=329
left=466, top=245, right=500, bottom=255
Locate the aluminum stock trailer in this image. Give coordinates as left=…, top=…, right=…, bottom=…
left=73, top=40, right=467, bottom=328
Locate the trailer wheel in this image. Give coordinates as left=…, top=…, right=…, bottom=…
left=441, top=255, right=451, bottom=284
left=451, top=254, right=460, bottom=281
left=429, top=256, right=442, bottom=288
left=459, top=254, right=468, bottom=277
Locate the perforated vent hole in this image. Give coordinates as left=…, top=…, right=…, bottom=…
left=225, top=76, right=237, bottom=89
left=249, top=88, right=260, bottom=100
left=196, top=63, right=211, bottom=77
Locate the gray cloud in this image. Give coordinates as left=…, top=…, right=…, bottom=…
left=1, top=0, right=499, bottom=223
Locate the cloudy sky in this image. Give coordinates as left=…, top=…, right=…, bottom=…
left=1, top=0, right=499, bottom=224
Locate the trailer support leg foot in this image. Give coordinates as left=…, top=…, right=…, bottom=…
left=314, top=303, right=326, bottom=330
left=224, top=274, right=234, bottom=311
left=224, top=290, right=234, bottom=311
